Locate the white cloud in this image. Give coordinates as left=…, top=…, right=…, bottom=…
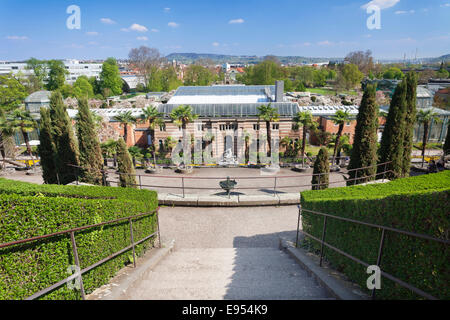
left=151, top=29, right=159, bottom=33
left=441, top=3, right=450, bottom=7
left=86, top=31, right=99, bottom=36
left=361, top=0, right=400, bottom=10
left=317, top=40, right=333, bottom=46
left=122, top=24, right=148, bottom=32
left=137, top=36, right=148, bottom=41
left=212, top=42, right=220, bottom=47
left=168, top=22, right=179, bottom=28
left=100, top=18, right=116, bottom=25
left=395, top=10, right=415, bottom=14
left=88, top=41, right=98, bottom=46
left=6, top=35, right=28, bottom=40
left=164, top=8, right=171, bottom=13
left=229, top=18, right=245, bottom=24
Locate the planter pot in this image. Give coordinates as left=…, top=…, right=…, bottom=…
left=145, top=166, right=163, bottom=174
left=330, top=166, right=341, bottom=172
left=292, top=165, right=311, bottom=173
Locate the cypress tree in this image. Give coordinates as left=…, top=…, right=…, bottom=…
left=402, top=72, right=418, bottom=177
left=312, top=147, right=329, bottom=190
left=76, top=98, right=104, bottom=185
left=378, top=79, right=407, bottom=180
left=49, top=91, right=80, bottom=185
left=443, top=123, right=450, bottom=155
left=38, top=107, right=58, bottom=184
left=116, top=138, right=137, bottom=188
left=348, top=83, right=378, bottom=185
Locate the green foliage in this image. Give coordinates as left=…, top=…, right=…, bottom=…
left=183, top=65, right=215, bottom=86
left=338, top=64, right=364, bottom=90
left=378, top=79, right=407, bottom=179
left=49, top=91, right=80, bottom=184
left=100, top=58, right=123, bottom=96
left=0, top=108, right=37, bottom=156
left=0, top=74, right=28, bottom=113
left=402, top=72, right=418, bottom=176
left=311, top=147, right=329, bottom=190
left=348, top=83, right=378, bottom=185
left=0, top=178, right=158, bottom=300
left=383, top=67, right=404, bottom=80
left=170, top=105, right=198, bottom=129
left=38, top=108, right=57, bottom=184
left=116, top=139, right=137, bottom=188
left=76, top=98, right=104, bottom=185
left=73, top=76, right=94, bottom=99
left=114, top=111, right=137, bottom=142
left=46, top=60, right=68, bottom=91
left=301, top=171, right=450, bottom=299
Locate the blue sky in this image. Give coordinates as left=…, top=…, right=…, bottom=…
left=0, top=0, right=449, bottom=61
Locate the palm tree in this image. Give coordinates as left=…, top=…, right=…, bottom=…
left=257, top=103, right=280, bottom=158
left=280, top=137, right=293, bottom=158
left=1, top=108, right=37, bottom=164
left=293, top=111, right=317, bottom=167
left=416, top=109, right=441, bottom=167
left=128, top=146, right=143, bottom=168
left=101, top=139, right=118, bottom=167
left=164, top=136, right=177, bottom=160
left=140, top=106, right=164, bottom=166
left=170, top=105, right=198, bottom=164
left=114, top=111, right=137, bottom=144
left=330, top=110, right=351, bottom=166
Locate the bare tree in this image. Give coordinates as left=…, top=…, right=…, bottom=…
left=128, top=46, right=162, bottom=88
left=344, top=50, right=374, bottom=75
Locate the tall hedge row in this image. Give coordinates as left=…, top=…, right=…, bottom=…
left=300, top=171, right=450, bottom=300
left=0, top=178, right=158, bottom=300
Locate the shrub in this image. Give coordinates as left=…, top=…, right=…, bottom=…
left=0, top=178, right=158, bottom=300
left=300, top=171, right=450, bottom=299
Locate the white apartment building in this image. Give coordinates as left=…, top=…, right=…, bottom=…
left=0, top=59, right=103, bottom=84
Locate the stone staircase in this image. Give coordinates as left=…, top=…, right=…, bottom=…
left=121, top=247, right=332, bottom=300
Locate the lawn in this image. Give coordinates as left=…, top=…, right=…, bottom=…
left=306, top=88, right=359, bottom=96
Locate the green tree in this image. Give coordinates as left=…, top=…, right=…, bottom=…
left=116, top=138, right=137, bottom=188
left=257, top=103, right=280, bottom=157
left=100, top=58, right=123, bottom=96
left=311, top=147, right=329, bottom=190
left=0, top=74, right=28, bottom=113
left=347, top=83, right=378, bottom=185
left=38, top=107, right=57, bottom=184
left=383, top=67, right=404, bottom=80
left=170, top=105, right=198, bottom=163
left=49, top=91, right=80, bottom=184
left=416, top=109, right=441, bottom=167
left=378, top=79, right=407, bottom=179
left=114, top=111, right=137, bottom=143
left=128, top=146, right=143, bottom=167
left=338, top=64, right=364, bottom=90
left=330, top=110, right=351, bottom=165
left=101, top=139, right=118, bottom=167
left=26, top=58, right=47, bottom=90
left=183, top=65, right=215, bottom=86
left=76, top=98, right=104, bottom=185
left=73, top=75, right=94, bottom=99
left=293, top=111, right=317, bottom=167
left=402, top=72, right=418, bottom=176
left=46, top=60, right=68, bottom=91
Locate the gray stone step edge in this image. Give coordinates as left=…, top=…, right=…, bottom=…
left=279, top=237, right=369, bottom=300
left=87, top=240, right=176, bottom=300
left=158, top=193, right=300, bottom=207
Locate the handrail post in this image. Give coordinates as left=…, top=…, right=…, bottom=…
left=129, top=218, right=136, bottom=268
left=182, top=177, right=185, bottom=198
left=354, top=168, right=358, bottom=186
left=157, top=208, right=162, bottom=248
left=319, top=216, right=328, bottom=267
left=296, top=204, right=302, bottom=248
left=70, top=231, right=86, bottom=300
left=139, top=175, right=142, bottom=190
left=56, top=173, right=60, bottom=185
left=372, top=229, right=386, bottom=300
left=76, top=166, right=79, bottom=186
left=383, top=163, right=387, bottom=181
left=317, top=173, right=321, bottom=190
left=273, top=177, right=277, bottom=197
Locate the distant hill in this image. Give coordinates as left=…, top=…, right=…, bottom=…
left=422, top=54, right=450, bottom=64
left=165, top=53, right=341, bottom=65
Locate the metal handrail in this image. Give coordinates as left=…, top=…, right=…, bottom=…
left=66, top=162, right=393, bottom=197
left=0, top=208, right=161, bottom=300
left=295, top=205, right=449, bottom=300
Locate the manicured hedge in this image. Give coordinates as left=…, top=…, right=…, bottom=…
left=0, top=178, right=158, bottom=300
left=300, top=171, right=450, bottom=300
